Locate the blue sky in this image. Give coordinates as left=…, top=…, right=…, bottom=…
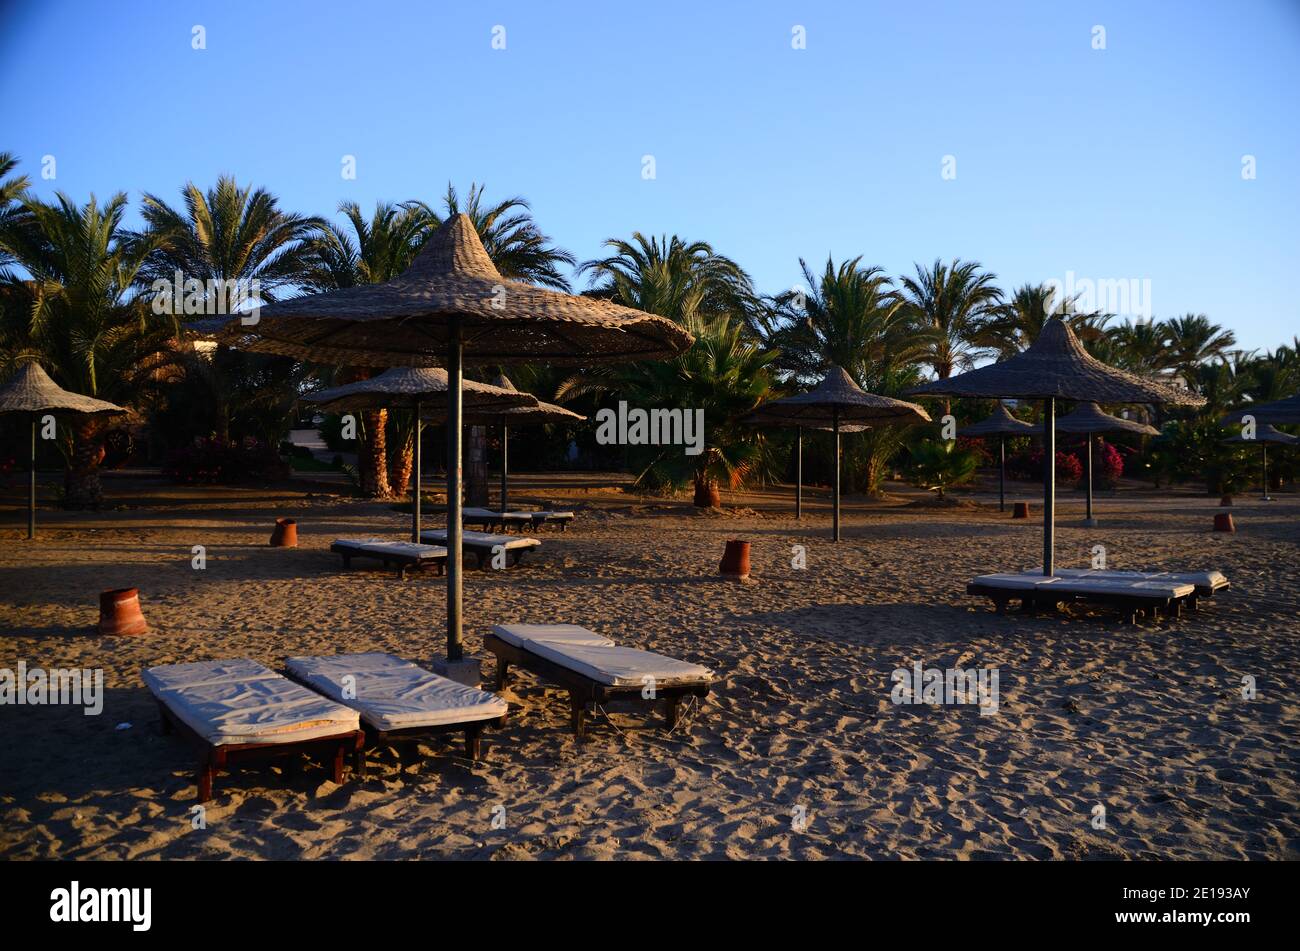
left=3, top=0, right=1297, bottom=350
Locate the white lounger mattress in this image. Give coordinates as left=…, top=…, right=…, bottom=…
left=143, top=659, right=360, bottom=746
left=1025, top=567, right=1228, bottom=591
left=462, top=508, right=537, bottom=520
left=973, top=573, right=1194, bottom=598
left=284, top=652, right=507, bottom=731
left=492, top=624, right=712, bottom=687
left=334, top=538, right=448, bottom=560
left=420, top=530, right=540, bottom=550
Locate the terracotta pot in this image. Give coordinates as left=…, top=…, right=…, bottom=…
left=719, top=539, right=751, bottom=580
left=694, top=480, right=722, bottom=508
left=269, top=517, right=298, bottom=547
left=1213, top=513, right=1235, bottom=533
left=99, top=588, right=147, bottom=636
left=1219, top=495, right=1233, bottom=507
left=1012, top=502, right=1031, bottom=519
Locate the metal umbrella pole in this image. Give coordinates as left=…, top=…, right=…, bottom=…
left=410, top=398, right=422, bottom=542
left=795, top=425, right=802, bottom=520
left=445, top=319, right=464, bottom=662
left=1042, top=398, right=1055, bottom=576
left=500, top=423, right=509, bottom=511
left=832, top=407, right=841, bottom=542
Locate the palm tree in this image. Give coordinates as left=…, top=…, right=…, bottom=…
left=302, top=201, right=428, bottom=496
left=558, top=313, right=779, bottom=505
left=977, top=282, right=1110, bottom=359
left=770, top=256, right=933, bottom=493
left=896, top=258, right=1003, bottom=415
left=2, top=192, right=174, bottom=506
left=1106, top=318, right=1172, bottom=375
left=1161, top=314, right=1236, bottom=391
left=0, top=153, right=32, bottom=281
left=579, top=232, right=755, bottom=327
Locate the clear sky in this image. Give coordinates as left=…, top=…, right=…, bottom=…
left=2, top=0, right=1297, bottom=351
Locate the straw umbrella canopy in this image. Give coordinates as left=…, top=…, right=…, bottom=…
left=957, top=402, right=1037, bottom=512
left=1221, top=393, right=1300, bottom=426
left=220, top=214, right=692, bottom=669
left=906, top=317, right=1204, bottom=575
left=0, top=362, right=126, bottom=539
left=1222, top=423, right=1297, bottom=501
left=740, top=411, right=866, bottom=520
left=460, top=374, right=584, bottom=513
left=304, top=367, right=537, bottom=541
left=1054, top=402, right=1159, bottom=526
left=745, top=366, right=931, bottom=540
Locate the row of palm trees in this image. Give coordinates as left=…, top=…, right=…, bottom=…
left=1, top=150, right=1294, bottom=507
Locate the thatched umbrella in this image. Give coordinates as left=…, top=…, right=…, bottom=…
left=0, top=362, right=126, bottom=539
left=1222, top=423, right=1297, bottom=501
left=462, top=374, right=584, bottom=513
left=746, top=367, right=930, bottom=541
left=221, top=214, right=691, bottom=673
left=304, top=367, right=536, bottom=541
left=1054, top=402, right=1159, bottom=526
left=907, top=317, right=1203, bottom=575
left=1221, top=393, right=1300, bottom=426
left=740, top=413, right=866, bottom=520
left=957, top=402, right=1036, bottom=512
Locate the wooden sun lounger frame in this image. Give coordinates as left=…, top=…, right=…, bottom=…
left=279, top=669, right=506, bottom=773
left=421, top=534, right=538, bottom=568
left=155, top=699, right=364, bottom=803
left=330, top=541, right=446, bottom=579
left=484, top=632, right=711, bottom=739
left=966, top=580, right=1198, bottom=625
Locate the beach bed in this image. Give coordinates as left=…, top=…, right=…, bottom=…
left=1024, top=567, right=1229, bottom=601
left=419, top=529, right=541, bottom=567
left=968, top=572, right=1198, bottom=623
left=330, top=538, right=448, bottom=578
left=463, top=507, right=576, bottom=533
left=142, top=659, right=363, bottom=803
left=283, top=653, right=508, bottom=769
left=484, top=624, right=714, bottom=738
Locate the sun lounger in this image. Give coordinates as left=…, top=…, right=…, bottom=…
left=330, top=538, right=448, bottom=578
left=419, top=529, right=541, bottom=567
left=283, top=653, right=508, bottom=768
left=484, top=624, right=714, bottom=738
left=462, top=508, right=575, bottom=532
left=142, top=659, right=363, bottom=802
left=1024, top=567, right=1229, bottom=600
left=968, top=572, right=1197, bottom=623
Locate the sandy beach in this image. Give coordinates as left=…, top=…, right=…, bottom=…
left=1, top=473, right=1296, bottom=861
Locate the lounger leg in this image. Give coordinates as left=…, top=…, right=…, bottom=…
left=665, top=695, right=681, bottom=730
left=465, top=723, right=483, bottom=761
left=158, top=701, right=173, bottom=735
left=569, top=694, right=587, bottom=739
left=331, top=740, right=347, bottom=784
left=398, top=566, right=409, bottom=580
left=198, top=748, right=222, bottom=803
left=495, top=659, right=509, bottom=691
left=354, top=746, right=367, bottom=778
left=341, top=554, right=352, bottom=569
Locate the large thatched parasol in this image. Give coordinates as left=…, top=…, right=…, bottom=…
left=1054, top=402, right=1159, bottom=526
left=907, top=318, right=1203, bottom=575
left=304, top=367, right=537, bottom=541
left=1221, top=393, right=1300, bottom=427
left=222, top=214, right=692, bottom=675
left=1222, top=423, right=1297, bottom=501
left=0, top=362, right=126, bottom=539
left=461, top=374, right=584, bottom=513
left=746, top=366, right=930, bottom=540
left=957, top=401, right=1036, bottom=512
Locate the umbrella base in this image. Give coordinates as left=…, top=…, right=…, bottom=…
left=431, top=656, right=483, bottom=688
left=1080, top=518, right=1100, bottom=528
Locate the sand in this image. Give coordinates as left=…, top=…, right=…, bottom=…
left=1, top=473, right=1297, bottom=860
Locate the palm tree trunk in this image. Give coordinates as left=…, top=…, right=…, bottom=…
left=359, top=408, right=390, bottom=498
left=64, top=416, right=105, bottom=510
left=389, top=429, right=413, bottom=498
left=465, top=425, right=489, bottom=506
